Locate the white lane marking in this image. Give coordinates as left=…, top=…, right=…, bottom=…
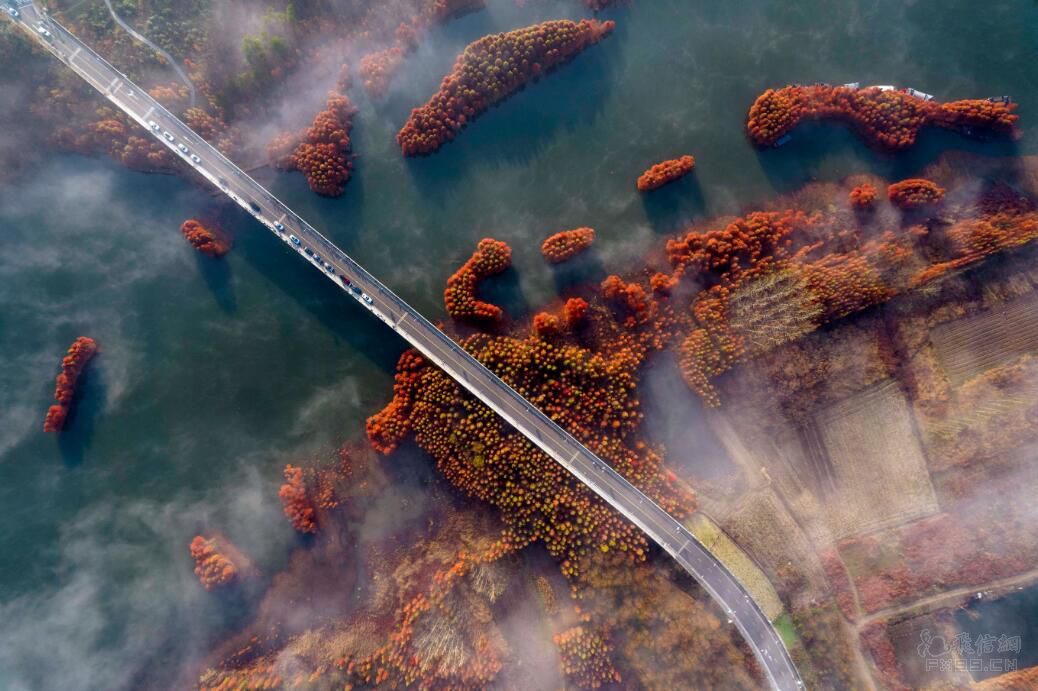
left=142, top=105, right=154, bottom=120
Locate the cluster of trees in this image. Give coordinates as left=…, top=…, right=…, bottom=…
left=666, top=209, right=920, bottom=404
left=269, top=74, right=356, bottom=197
left=189, top=535, right=238, bottom=591
left=887, top=178, right=945, bottom=209
left=396, top=19, right=615, bottom=155
left=43, top=337, right=98, bottom=433
left=913, top=209, right=1038, bottom=285
left=849, top=182, right=877, bottom=209
left=278, top=464, right=317, bottom=534
left=359, top=0, right=486, bottom=98
left=554, top=626, right=622, bottom=688
left=366, top=350, right=425, bottom=454
left=50, top=107, right=172, bottom=173
left=443, top=238, right=513, bottom=320
left=636, top=155, right=695, bottom=192
left=541, top=227, right=596, bottom=263
left=336, top=549, right=508, bottom=688
left=180, top=219, right=230, bottom=257
left=366, top=327, right=695, bottom=582
left=182, top=107, right=241, bottom=156
left=746, top=84, right=1018, bottom=150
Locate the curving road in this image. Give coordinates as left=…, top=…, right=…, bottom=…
left=102, top=0, right=196, bottom=107
left=5, top=5, right=802, bottom=689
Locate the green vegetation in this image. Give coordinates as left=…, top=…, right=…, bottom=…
left=141, top=0, right=208, bottom=57
left=217, top=9, right=298, bottom=114
left=772, top=613, right=799, bottom=650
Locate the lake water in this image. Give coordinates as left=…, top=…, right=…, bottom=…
left=1, top=0, right=1035, bottom=687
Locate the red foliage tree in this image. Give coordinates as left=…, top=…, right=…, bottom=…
left=43, top=336, right=98, bottom=433
left=746, top=84, right=1018, bottom=150
left=444, top=238, right=513, bottom=321
left=650, top=272, right=678, bottom=295
left=887, top=178, right=945, bottom=210
left=180, top=219, right=230, bottom=257
left=636, top=155, right=695, bottom=192
left=396, top=19, right=615, bottom=156
left=279, top=465, right=317, bottom=534
left=601, top=275, right=655, bottom=328
left=190, top=535, right=238, bottom=591
left=563, top=297, right=589, bottom=327
left=541, top=227, right=596, bottom=263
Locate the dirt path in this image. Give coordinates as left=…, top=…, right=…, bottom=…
left=857, top=568, right=1038, bottom=628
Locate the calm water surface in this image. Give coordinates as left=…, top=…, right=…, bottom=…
left=0, top=0, right=1035, bottom=687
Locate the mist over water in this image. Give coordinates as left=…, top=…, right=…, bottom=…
left=1, top=0, right=1036, bottom=687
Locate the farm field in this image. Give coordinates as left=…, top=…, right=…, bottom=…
left=930, top=292, right=1038, bottom=387
left=722, top=488, right=829, bottom=597
left=811, top=380, right=938, bottom=538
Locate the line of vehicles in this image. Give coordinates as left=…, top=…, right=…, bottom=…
left=285, top=233, right=373, bottom=305
left=149, top=120, right=202, bottom=164
left=16, top=2, right=389, bottom=320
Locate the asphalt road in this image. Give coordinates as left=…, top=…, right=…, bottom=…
left=7, top=6, right=803, bottom=689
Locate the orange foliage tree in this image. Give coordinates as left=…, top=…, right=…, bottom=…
left=190, top=535, right=238, bottom=591
left=396, top=19, right=615, bottom=155
left=849, top=182, right=877, bottom=209
left=887, top=178, right=945, bottom=209
left=746, top=84, right=1018, bottom=150
left=541, top=227, right=596, bottom=263
left=279, top=465, right=317, bottom=534
left=180, top=219, right=230, bottom=257
left=532, top=311, right=561, bottom=338
left=636, top=155, right=695, bottom=192
left=444, top=238, right=513, bottom=321
left=43, top=336, right=98, bottom=433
